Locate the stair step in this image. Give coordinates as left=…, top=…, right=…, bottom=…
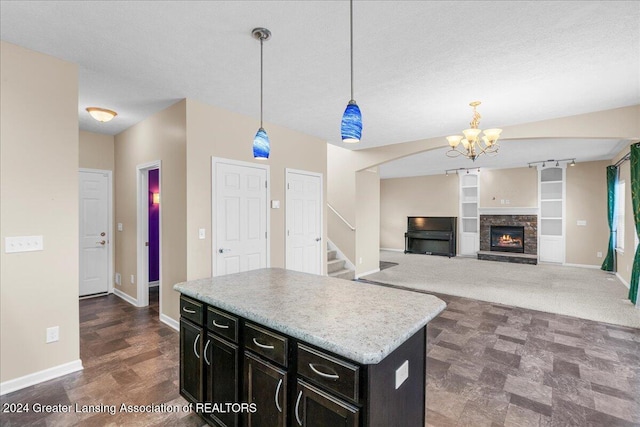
left=327, top=258, right=345, bottom=274
left=329, top=269, right=355, bottom=281
left=327, top=249, right=337, bottom=261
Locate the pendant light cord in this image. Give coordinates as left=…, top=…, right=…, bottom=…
left=260, top=36, right=264, bottom=128
left=350, top=0, right=354, bottom=101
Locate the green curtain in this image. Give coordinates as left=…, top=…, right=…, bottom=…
left=601, top=165, right=617, bottom=272
left=628, top=143, right=640, bottom=304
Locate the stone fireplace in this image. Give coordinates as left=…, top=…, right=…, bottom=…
left=478, top=210, right=538, bottom=264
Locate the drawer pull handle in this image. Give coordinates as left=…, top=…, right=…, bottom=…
left=203, top=339, right=211, bottom=366
left=275, top=378, right=283, bottom=413
left=193, top=334, right=200, bottom=359
left=212, top=320, right=229, bottom=329
left=295, top=390, right=303, bottom=426
left=309, top=363, right=339, bottom=380
left=182, top=307, right=196, bottom=314
left=252, top=338, right=275, bottom=350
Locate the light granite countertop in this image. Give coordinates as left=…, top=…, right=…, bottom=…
left=174, top=268, right=446, bottom=364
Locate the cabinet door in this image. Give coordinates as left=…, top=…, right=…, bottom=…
left=244, top=352, right=287, bottom=427
left=180, top=318, right=203, bottom=403
left=293, top=380, right=359, bottom=427
left=206, top=333, right=239, bottom=427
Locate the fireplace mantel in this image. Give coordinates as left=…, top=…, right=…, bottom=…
left=478, top=207, right=539, bottom=215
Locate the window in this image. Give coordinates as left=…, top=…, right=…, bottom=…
left=616, top=180, right=625, bottom=251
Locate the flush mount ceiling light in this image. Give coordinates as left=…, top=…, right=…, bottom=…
left=86, top=107, right=117, bottom=123
left=446, top=101, right=502, bottom=161
left=340, top=0, right=362, bottom=143
left=252, top=27, right=271, bottom=160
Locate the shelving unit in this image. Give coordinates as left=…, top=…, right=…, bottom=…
left=459, top=172, right=479, bottom=255
left=538, top=167, right=565, bottom=263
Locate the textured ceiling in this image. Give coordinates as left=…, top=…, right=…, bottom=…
left=1, top=1, right=638, bottom=175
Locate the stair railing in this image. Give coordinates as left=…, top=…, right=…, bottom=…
left=327, top=203, right=355, bottom=231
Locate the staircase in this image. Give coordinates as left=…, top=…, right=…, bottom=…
left=327, top=246, right=355, bottom=281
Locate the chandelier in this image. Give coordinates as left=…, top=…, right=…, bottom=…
left=446, top=101, right=502, bottom=161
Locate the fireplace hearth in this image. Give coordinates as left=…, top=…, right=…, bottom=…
left=490, top=225, right=525, bottom=253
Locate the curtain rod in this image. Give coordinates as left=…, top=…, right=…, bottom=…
left=613, top=142, right=640, bottom=167
left=614, top=152, right=630, bottom=168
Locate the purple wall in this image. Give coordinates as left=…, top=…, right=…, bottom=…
left=148, top=169, right=160, bottom=282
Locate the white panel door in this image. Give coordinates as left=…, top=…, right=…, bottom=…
left=79, top=171, right=109, bottom=296
left=286, top=170, right=322, bottom=275
left=215, top=162, right=268, bottom=276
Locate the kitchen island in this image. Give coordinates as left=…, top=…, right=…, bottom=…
left=174, top=268, right=446, bottom=427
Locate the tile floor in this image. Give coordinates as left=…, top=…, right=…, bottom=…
left=1, top=285, right=639, bottom=426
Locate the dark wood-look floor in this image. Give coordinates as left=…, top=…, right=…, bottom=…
left=2, top=284, right=639, bottom=426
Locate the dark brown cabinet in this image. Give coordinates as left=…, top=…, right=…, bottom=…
left=179, top=293, right=427, bottom=427
left=294, top=380, right=359, bottom=427
left=180, top=317, right=203, bottom=404
left=243, top=352, right=287, bottom=427
left=206, top=333, right=239, bottom=427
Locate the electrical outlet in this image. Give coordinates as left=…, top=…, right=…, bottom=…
left=117, top=223, right=123, bottom=232
left=395, top=360, right=409, bottom=389
left=115, top=273, right=121, bottom=285
left=46, top=326, right=59, bottom=343
left=597, top=252, right=602, bottom=258
left=500, top=199, right=505, bottom=205
left=359, top=257, right=363, bottom=264
left=130, top=275, right=135, bottom=284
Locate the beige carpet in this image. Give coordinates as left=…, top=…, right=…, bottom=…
left=362, top=251, right=640, bottom=329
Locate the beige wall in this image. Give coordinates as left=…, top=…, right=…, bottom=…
left=185, top=98, right=328, bottom=282
left=327, top=144, right=357, bottom=262
left=480, top=167, right=537, bottom=208
left=565, top=161, right=610, bottom=266
left=114, top=100, right=187, bottom=321
left=79, top=131, right=115, bottom=171
left=380, top=174, right=458, bottom=250
left=0, top=42, right=80, bottom=383
left=356, top=169, right=380, bottom=275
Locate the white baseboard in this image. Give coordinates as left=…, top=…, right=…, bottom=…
left=616, top=272, right=631, bottom=289
left=160, top=313, right=179, bottom=331
left=356, top=268, right=380, bottom=279
left=564, top=263, right=601, bottom=269
left=113, top=288, right=139, bottom=307
left=380, top=248, right=403, bottom=252
left=0, top=359, right=83, bottom=396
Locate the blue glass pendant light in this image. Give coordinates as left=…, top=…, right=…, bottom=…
left=252, top=28, right=271, bottom=159
left=341, top=0, right=362, bottom=143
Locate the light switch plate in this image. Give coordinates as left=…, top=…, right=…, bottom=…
left=395, top=360, right=409, bottom=389
left=577, top=220, right=587, bottom=226
left=271, top=200, right=280, bottom=209
left=198, top=228, right=206, bottom=239
left=117, top=223, right=123, bottom=231
left=5, top=236, right=43, bottom=253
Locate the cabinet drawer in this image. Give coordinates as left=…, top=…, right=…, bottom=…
left=244, top=323, right=288, bottom=367
left=297, top=344, right=360, bottom=403
left=207, top=307, right=238, bottom=343
left=180, top=295, right=203, bottom=325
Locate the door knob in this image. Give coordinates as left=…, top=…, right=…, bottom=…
left=96, top=240, right=106, bottom=246
left=315, top=237, right=322, bottom=242
left=218, top=248, right=231, bottom=253
left=100, top=232, right=106, bottom=236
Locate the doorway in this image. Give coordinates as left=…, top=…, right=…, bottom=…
left=79, top=169, right=113, bottom=297
left=212, top=157, right=270, bottom=276
left=136, top=161, right=161, bottom=309
left=285, top=169, right=323, bottom=275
